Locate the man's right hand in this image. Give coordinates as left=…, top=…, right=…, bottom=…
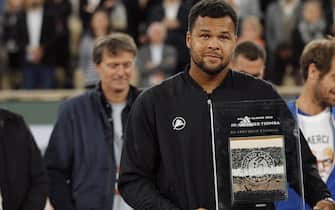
left=196, top=208, right=207, bottom=210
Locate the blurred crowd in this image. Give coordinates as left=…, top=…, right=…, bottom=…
left=0, top=0, right=334, bottom=89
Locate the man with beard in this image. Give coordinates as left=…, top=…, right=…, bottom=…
left=118, top=0, right=335, bottom=210
left=277, top=38, right=335, bottom=210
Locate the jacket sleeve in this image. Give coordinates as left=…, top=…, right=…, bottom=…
left=119, top=95, right=180, bottom=210
left=20, top=116, right=48, bottom=210
left=44, top=103, right=75, bottom=210
left=300, top=132, right=330, bottom=206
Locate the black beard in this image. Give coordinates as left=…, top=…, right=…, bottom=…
left=191, top=53, right=229, bottom=75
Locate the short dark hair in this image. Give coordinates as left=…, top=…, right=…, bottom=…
left=188, top=0, right=238, bottom=33
left=300, top=37, right=335, bottom=80
left=232, top=41, right=266, bottom=62
left=93, top=32, right=137, bottom=64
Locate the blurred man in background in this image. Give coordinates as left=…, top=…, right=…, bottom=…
left=17, top=0, right=57, bottom=89
left=231, top=41, right=266, bottom=79
left=265, top=0, right=300, bottom=85
left=136, top=22, right=177, bottom=88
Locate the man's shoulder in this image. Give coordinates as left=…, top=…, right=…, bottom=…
left=230, top=71, right=283, bottom=102
left=0, top=108, right=23, bottom=123
left=232, top=70, right=275, bottom=89
left=151, top=72, right=184, bottom=92
left=130, top=85, right=142, bottom=97
left=60, top=90, right=96, bottom=111
left=137, top=72, right=184, bottom=101
left=0, top=109, right=30, bottom=139
left=161, top=71, right=184, bottom=85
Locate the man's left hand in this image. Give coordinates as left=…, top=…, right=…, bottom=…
left=313, top=198, right=335, bottom=210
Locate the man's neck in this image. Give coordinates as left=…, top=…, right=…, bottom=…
left=189, top=66, right=228, bottom=93
left=296, top=85, right=327, bottom=115
left=102, top=86, right=129, bottom=104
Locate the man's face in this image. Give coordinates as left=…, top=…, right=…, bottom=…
left=148, top=23, right=166, bottom=45
left=91, top=11, right=109, bottom=36
left=186, top=16, right=236, bottom=75
left=232, top=55, right=264, bottom=78
left=96, top=50, right=135, bottom=93
left=303, top=2, right=321, bottom=24
left=314, top=56, right=335, bottom=107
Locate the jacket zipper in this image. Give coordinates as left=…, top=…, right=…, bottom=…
left=207, top=98, right=219, bottom=210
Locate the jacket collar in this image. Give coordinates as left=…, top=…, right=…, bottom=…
left=93, top=82, right=140, bottom=111
left=0, top=109, right=12, bottom=123
left=182, top=65, right=235, bottom=93
left=288, top=99, right=335, bottom=119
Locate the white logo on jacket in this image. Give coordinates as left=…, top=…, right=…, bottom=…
left=172, top=117, right=186, bottom=130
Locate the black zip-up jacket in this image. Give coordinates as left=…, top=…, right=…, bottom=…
left=0, top=109, right=48, bottom=210
left=119, top=70, right=330, bottom=210
left=45, top=85, right=140, bottom=210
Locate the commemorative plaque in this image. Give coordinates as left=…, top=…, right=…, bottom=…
left=212, top=99, right=306, bottom=210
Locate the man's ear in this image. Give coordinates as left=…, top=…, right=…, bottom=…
left=186, top=31, right=191, bottom=49
left=307, top=63, right=320, bottom=80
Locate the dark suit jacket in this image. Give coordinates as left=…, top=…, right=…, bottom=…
left=0, top=109, right=48, bottom=210
left=123, top=0, right=161, bottom=40
left=16, top=5, right=57, bottom=66
left=46, top=0, right=72, bottom=68
left=1, top=10, right=25, bottom=69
